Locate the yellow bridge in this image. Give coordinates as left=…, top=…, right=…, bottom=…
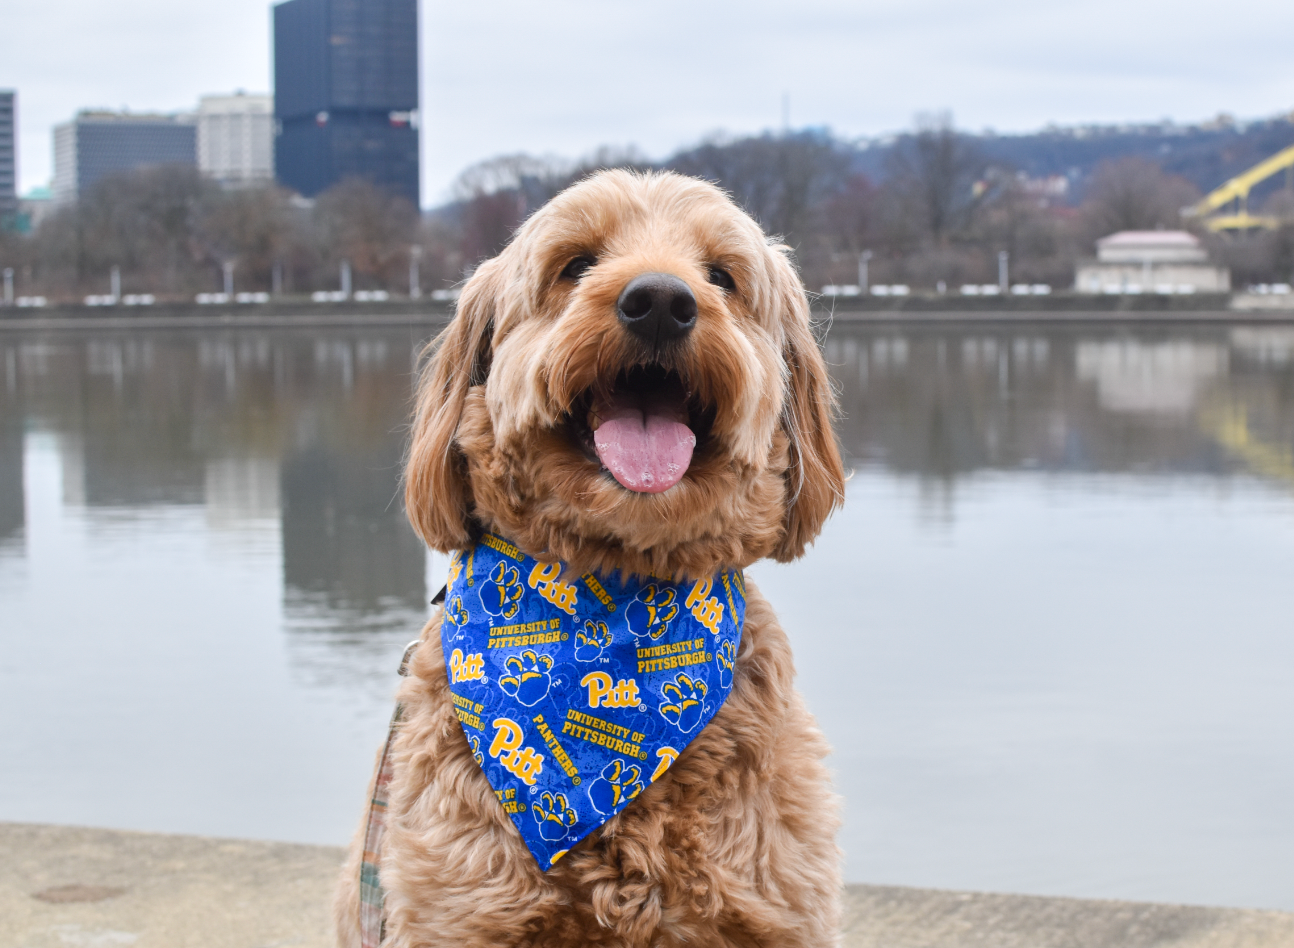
left=1190, top=143, right=1294, bottom=232
left=1201, top=403, right=1294, bottom=488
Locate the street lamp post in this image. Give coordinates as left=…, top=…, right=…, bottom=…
left=2, top=268, right=13, bottom=306
left=858, top=250, right=873, bottom=294
left=223, top=260, right=235, bottom=297
left=409, top=245, right=422, bottom=299
left=998, top=251, right=1009, bottom=293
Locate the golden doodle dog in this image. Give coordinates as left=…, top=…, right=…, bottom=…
left=336, top=169, right=846, bottom=947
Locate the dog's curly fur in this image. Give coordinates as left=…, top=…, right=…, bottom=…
left=335, top=169, right=847, bottom=947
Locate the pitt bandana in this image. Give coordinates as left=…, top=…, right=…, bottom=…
left=440, top=534, right=746, bottom=870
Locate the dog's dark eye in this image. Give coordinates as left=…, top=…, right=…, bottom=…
left=707, top=266, right=736, bottom=292
left=560, top=256, right=597, bottom=281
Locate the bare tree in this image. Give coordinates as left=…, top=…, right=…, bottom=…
left=451, top=153, right=570, bottom=203
left=198, top=184, right=305, bottom=291
left=1080, top=157, right=1200, bottom=238
left=886, top=113, right=985, bottom=246
left=446, top=149, right=652, bottom=268
left=21, top=164, right=215, bottom=297
left=666, top=131, right=851, bottom=245
left=313, top=179, right=419, bottom=289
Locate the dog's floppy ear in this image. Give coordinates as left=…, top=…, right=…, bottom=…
left=769, top=249, right=846, bottom=561
left=404, top=257, right=503, bottom=551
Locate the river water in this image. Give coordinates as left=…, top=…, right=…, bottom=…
left=1, top=322, right=1291, bottom=910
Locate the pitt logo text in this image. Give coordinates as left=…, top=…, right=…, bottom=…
left=489, top=717, right=546, bottom=786
left=528, top=561, right=580, bottom=615
left=580, top=671, right=640, bottom=709
left=449, top=649, right=485, bottom=683
left=685, top=578, right=725, bottom=636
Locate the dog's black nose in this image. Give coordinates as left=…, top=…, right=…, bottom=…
left=616, top=273, right=697, bottom=345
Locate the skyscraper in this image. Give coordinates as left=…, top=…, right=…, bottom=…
left=0, top=91, right=16, bottom=225
left=273, top=0, right=420, bottom=206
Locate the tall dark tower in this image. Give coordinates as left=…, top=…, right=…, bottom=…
left=273, top=0, right=420, bottom=206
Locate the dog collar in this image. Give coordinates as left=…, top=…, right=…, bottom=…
left=440, top=534, right=746, bottom=870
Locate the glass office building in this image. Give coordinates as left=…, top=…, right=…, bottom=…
left=52, top=112, right=197, bottom=204
left=273, top=0, right=420, bottom=206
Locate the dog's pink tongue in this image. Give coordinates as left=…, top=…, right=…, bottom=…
left=593, top=404, right=696, bottom=493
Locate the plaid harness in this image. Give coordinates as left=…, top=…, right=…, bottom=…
left=358, top=637, right=421, bottom=948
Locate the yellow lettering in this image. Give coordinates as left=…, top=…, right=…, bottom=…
left=449, top=649, right=485, bottom=683
left=581, top=671, right=639, bottom=709
left=685, top=579, right=724, bottom=636
left=489, top=717, right=523, bottom=759
left=684, top=577, right=712, bottom=610
left=582, top=671, right=612, bottom=708
left=528, top=561, right=579, bottom=616
left=488, top=717, right=544, bottom=786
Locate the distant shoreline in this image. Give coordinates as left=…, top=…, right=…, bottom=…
left=0, top=310, right=455, bottom=333
left=823, top=309, right=1294, bottom=325
left=3, top=295, right=1294, bottom=330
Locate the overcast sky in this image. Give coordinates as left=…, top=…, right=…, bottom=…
left=5, top=0, right=1294, bottom=206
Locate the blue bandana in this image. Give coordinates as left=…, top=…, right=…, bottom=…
left=439, top=534, right=746, bottom=870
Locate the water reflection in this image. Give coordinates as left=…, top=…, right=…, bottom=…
left=825, top=325, right=1294, bottom=486
left=0, top=328, right=435, bottom=640
left=2, top=323, right=1293, bottom=652
left=0, top=421, right=20, bottom=549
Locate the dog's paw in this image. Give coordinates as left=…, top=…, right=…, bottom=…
left=573, top=619, right=613, bottom=661
left=659, top=673, right=709, bottom=732
left=532, top=791, right=578, bottom=840
left=480, top=561, right=524, bottom=620
left=587, top=758, right=644, bottom=814
left=625, top=584, right=680, bottom=641
left=715, top=639, right=736, bottom=689
left=498, top=649, right=554, bottom=706
left=443, top=594, right=470, bottom=636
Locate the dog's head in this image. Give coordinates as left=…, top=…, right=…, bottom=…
left=406, top=169, right=844, bottom=579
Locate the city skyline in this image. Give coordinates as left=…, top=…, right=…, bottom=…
left=3, top=0, right=1294, bottom=207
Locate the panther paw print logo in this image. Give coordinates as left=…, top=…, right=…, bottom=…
left=443, top=595, right=469, bottom=637
left=659, top=673, right=710, bottom=733
left=587, top=758, right=645, bottom=815
left=532, top=791, right=578, bottom=841
left=573, top=619, right=613, bottom=662
left=468, top=735, right=484, bottom=766
left=715, top=639, right=737, bottom=690
left=499, top=649, right=554, bottom=707
left=480, top=561, right=524, bottom=620
left=625, top=584, right=680, bottom=641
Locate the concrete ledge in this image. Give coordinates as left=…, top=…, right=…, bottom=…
left=2, top=823, right=340, bottom=948
left=3, top=823, right=1292, bottom=947
left=842, top=885, right=1294, bottom=948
